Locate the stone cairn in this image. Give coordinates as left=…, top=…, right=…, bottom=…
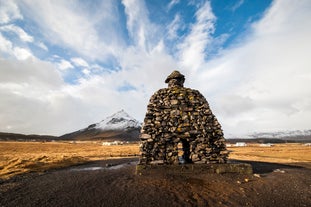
left=139, top=70, right=229, bottom=165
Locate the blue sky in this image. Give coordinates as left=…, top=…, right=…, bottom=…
left=0, top=0, right=311, bottom=137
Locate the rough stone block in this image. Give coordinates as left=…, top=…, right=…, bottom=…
left=136, top=163, right=253, bottom=175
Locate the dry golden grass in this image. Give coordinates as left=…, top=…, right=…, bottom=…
left=0, top=141, right=139, bottom=180
left=228, top=143, right=311, bottom=164
left=0, top=141, right=310, bottom=180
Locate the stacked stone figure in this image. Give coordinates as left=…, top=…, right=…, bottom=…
left=139, top=71, right=229, bottom=165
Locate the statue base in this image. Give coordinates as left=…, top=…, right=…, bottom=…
left=136, top=162, right=253, bottom=175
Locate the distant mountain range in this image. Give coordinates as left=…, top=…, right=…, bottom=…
left=227, top=130, right=311, bottom=143
left=0, top=110, right=142, bottom=142
left=0, top=132, right=57, bottom=141
left=248, top=130, right=311, bottom=139
left=0, top=110, right=310, bottom=143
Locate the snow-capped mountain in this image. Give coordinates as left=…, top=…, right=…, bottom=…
left=248, top=129, right=311, bottom=139
left=60, top=110, right=141, bottom=141
left=93, top=110, right=141, bottom=131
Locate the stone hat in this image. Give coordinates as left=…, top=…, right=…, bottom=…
left=165, top=70, right=185, bottom=83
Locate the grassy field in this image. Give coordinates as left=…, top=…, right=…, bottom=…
left=229, top=143, right=311, bottom=163
left=1, top=141, right=310, bottom=180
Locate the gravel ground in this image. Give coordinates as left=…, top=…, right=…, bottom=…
left=0, top=158, right=310, bottom=207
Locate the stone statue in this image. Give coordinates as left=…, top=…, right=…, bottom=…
left=139, top=70, right=228, bottom=165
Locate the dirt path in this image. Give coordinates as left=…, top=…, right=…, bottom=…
left=1, top=158, right=310, bottom=207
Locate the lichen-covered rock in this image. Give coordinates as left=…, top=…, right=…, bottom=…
left=139, top=71, right=229, bottom=165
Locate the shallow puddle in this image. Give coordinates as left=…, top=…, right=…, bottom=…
left=70, top=161, right=137, bottom=172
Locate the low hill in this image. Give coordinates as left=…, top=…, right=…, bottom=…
left=0, top=132, right=57, bottom=141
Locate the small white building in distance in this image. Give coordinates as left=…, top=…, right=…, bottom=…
left=235, top=142, right=247, bottom=147
left=102, top=141, right=124, bottom=146
left=260, top=143, right=274, bottom=147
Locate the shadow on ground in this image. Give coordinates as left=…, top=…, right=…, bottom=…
left=230, top=159, right=304, bottom=174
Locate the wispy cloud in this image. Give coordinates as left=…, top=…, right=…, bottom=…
left=167, top=0, right=180, bottom=11
left=37, top=41, right=48, bottom=51
left=12, top=47, right=33, bottom=60
left=71, top=57, right=89, bottom=68
left=192, top=0, right=311, bottom=136
left=57, top=59, right=74, bottom=70
left=0, top=33, right=13, bottom=54
left=0, top=0, right=23, bottom=24
left=0, top=24, right=34, bottom=42
left=177, top=1, right=216, bottom=71
left=167, top=14, right=182, bottom=40
left=18, top=0, right=122, bottom=61
left=231, top=0, right=245, bottom=11
left=122, top=0, right=161, bottom=52
left=0, top=33, right=33, bottom=60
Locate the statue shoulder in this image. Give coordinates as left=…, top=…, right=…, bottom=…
left=151, top=88, right=169, bottom=96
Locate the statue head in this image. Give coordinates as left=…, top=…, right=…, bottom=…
left=165, top=70, right=185, bottom=88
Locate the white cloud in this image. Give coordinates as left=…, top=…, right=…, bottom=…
left=118, top=44, right=178, bottom=93
left=0, top=33, right=33, bottom=60
left=18, top=0, right=124, bottom=61
left=1, top=0, right=310, bottom=138
left=82, top=68, right=90, bottom=76
left=122, top=0, right=148, bottom=49
left=90, top=64, right=103, bottom=71
left=0, top=24, right=34, bottom=42
left=0, top=58, right=63, bottom=88
left=57, top=59, right=74, bottom=70
left=122, top=0, right=160, bottom=51
left=231, top=0, right=245, bottom=11
left=37, top=42, right=48, bottom=51
left=191, top=0, right=311, bottom=136
left=0, top=45, right=177, bottom=135
left=12, top=47, right=34, bottom=60
left=177, top=1, right=216, bottom=72
left=0, top=58, right=95, bottom=135
left=0, top=33, right=13, bottom=54
left=167, top=0, right=180, bottom=11
left=0, top=0, right=23, bottom=24
left=253, top=0, right=310, bottom=36
left=71, top=57, right=89, bottom=68
left=167, top=14, right=182, bottom=40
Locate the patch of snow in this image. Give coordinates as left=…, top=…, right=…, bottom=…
left=94, top=110, right=141, bottom=131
